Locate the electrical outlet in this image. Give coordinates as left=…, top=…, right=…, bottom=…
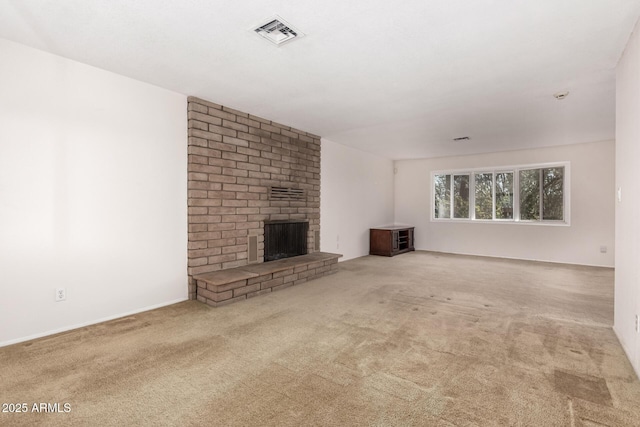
left=600, top=246, right=607, bottom=253
left=636, top=315, right=639, bottom=333
left=55, top=288, right=66, bottom=302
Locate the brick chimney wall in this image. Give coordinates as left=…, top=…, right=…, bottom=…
left=187, top=97, right=321, bottom=299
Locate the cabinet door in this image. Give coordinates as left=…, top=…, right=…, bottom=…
left=408, top=229, right=414, bottom=249
left=392, top=231, right=399, bottom=251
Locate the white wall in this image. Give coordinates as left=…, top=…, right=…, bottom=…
left=320, top=139, right=394, bottom=260
left=394, top=140, right=615, bottom=267
left=615, top=19, right=640, bottom=378
left=0, top=39, right=188, bottom=346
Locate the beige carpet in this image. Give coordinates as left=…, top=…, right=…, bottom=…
left=1, top=252, right=639, bottom=426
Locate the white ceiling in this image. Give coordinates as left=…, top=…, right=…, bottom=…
left=1, top=1, right=639, bottom=159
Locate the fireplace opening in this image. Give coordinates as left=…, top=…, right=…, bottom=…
left=264, top=220, right=308, bottom=262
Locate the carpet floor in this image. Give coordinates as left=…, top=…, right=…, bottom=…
left=1, top=251, right=639, bottom=426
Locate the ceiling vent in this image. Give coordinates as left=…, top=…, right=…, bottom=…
left=453, top=136, right=471, bottom=141
left=553, top=91, right=569, bottom=100
left=253, top=16, right=304, bottom=46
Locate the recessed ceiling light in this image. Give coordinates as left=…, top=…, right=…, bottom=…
left=253, top=15, right=304, bottom=46
left=553, top=91, right=569, bottom=100
left=453, top=136, right=471, bottom=141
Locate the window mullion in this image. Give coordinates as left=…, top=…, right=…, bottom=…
left=514, top=169, right=520, bottom=221
left=539, top=169, right=544, bottom=221
left=492, top=172, right=496, bottom=220
left=470, top=173, right=475, bottom=220
left=450, top=174, right=454, bottom=219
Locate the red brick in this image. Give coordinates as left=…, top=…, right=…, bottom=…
left=233, top=283, right=260, bottom=297
left=188, top=102, right=208, bottom=113
left=307, top=261, right=324, bottom=270
left=188, top=111, right=223, bottom=126
left=223, top=106, right=249, bottom=118
left=222, top=136, right=250, bottom=147
left=247, top=274, right=273, bottom=285
left=208, top=175, right=237, bottom=184
left=189, top=257, right=208, bottom=267
left=209, top=141, right=238, bottom=153
left=188, top=97, right=221, bottom=109
left=211, top=279, right=248, bottom=293
left=210, top=290, right=233, bottom=302
left=294, top=265, right=308, bottom=273
left=188, top=207, right=208, bottom=215
left=236, top=117, right=261, bottom=128
left=208, top=238, right=236, bottom=248
left=261, top=123, right=281, bottom=134
left=189, top=181, right=223, bottom=191
left=222, top=199, right=248, bottom=207
left=209, top=124, right=237, bottom=138
left=222, top=167, right=248, bottom=177
left=222, top=120, right=249, bottom=133
left=207, top=108, right=236, bottom=121
left=222, top=244, right=247, bottom=254
left=188, top=172, right=208, bottom=181
left=207, top=294, right=247, bottom=307
left=188, top=241, right=208, bottom=250
left=197, top=287, right=216, bottom=301
left=189, top=247, right=222, bottom=258
left=261, top=165, right=281, bottom=174
left=283, top=273, right=298, bottom=283
left=205, top=223, right=236, bottom=231
left=222, top=152, right=249, bottom=162
left=261, top=277, right=284, bottom=289
left=208, top=254, right=237, bottom=264
left=222, top=229, right=249, bottom=238
left=189, top=154, right=209, bottom=165
left=237, top=162, right=262, bottom=172
left=189, top=265, right=222, bottom=275
left=189, top=128, right=224, bottom=142
left=235, top=221, right=260, bottom=230
left=236, top=177, right=261, bottom=186
left=187, top=145, right=222, bottom=158
left=273, top=268, right=294, bottom=279
left=247, top=288, right=272, bottom=299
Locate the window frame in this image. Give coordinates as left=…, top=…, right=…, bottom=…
left=430, top=161, right=570, bottom=226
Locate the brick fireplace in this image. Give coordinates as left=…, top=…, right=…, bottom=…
left=187, top=96, right=321, bottom=300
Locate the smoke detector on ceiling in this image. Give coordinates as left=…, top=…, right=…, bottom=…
left=253, top=15, right=304, bottom=46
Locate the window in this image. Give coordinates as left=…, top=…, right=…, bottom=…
left=519, top=169, right=540, bottom=220
left=453, top=174, right=470, bottom=218
left=495, top=172, right=514, bottom=219
left=474, top=173, right=492, bottom=220
left=432, top=163, right=568, bottom=224
left=434, top=174, right=469, bottom=219
left=434, top=174, right=451, bottom=219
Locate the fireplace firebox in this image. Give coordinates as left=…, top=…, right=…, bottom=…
left=264, top=220, right=308, bottom=262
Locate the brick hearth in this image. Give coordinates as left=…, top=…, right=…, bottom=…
left=194, top=252, right=341, bottom=307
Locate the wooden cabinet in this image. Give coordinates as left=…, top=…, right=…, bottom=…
left=369, top=226, right=415, bottom=257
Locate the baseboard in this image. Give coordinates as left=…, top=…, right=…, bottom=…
left=0, top=297, right=188, bottom=348
left=613, top=325, right=640, bottom=381
left=415, top=249, right=614, bottom=269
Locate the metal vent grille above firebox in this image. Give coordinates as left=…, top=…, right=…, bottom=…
left=269, top=186, right=306, bottom=200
